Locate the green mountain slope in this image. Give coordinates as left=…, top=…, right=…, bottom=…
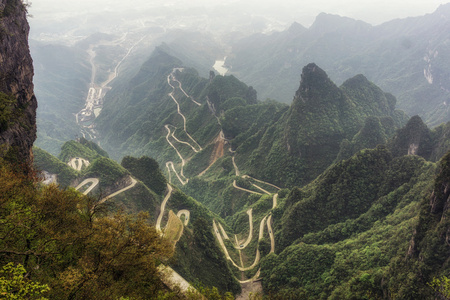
left=224, top=63, right=407, bottom=187
left=32, top=140, right=240, bottom=295
left=38, top=46, right=450, bottom=297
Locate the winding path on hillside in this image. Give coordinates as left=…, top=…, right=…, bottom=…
left=160, top=66, right=280, bottom=283
left=177, top=210, right=190, bottom=226
left=163, top=68, right=206, bottom=186
left=75, top=178, right=99, bottom=195
left=232, top=180, right=262, bottom=195
left=171, top=75, right=201, bottom=106
left=167, top=70, right=202, bottom=152
left=213, top=219, right=262, bottom=272
left=73, top=174, right=138, bottom=207
left=165, top=125, right=188, bottom=185
left=156, top=183, right=174, bottom=232
left=233, top=209, right=253, bottom=249
left=212, top=155, right=281, bottom=282
left=267, top=215, right=275, bottom=253
left=97, top=177, right=137, bottom=205
left=68, top=157, right=90, bottom=171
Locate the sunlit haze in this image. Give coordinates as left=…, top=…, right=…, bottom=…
left=29, top=0, right=449, bottom=39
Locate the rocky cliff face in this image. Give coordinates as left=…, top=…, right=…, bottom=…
left=0, top=0, right=37, bottom=165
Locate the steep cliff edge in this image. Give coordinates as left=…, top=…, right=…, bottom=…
left=0, top=0, right=36, bottom=165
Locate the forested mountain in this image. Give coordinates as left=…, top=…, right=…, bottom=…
left=228, top=4, right=450, bottom=127
left=3, top=0, right=450, bottom=298
left=90, top=45, right=450, bottom=297
left=32, top=140, right=240, bottom=296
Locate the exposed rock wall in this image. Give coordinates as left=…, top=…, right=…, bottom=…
left=0, top=0, right=37, bottom=165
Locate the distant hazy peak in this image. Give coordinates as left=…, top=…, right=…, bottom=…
left=288, top=22, right=307, bottom=34
left=435, top=3, right=450, bottom=17
left=310, top=12, right=371, bottom=32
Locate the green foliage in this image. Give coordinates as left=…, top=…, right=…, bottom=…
left=0, top=92, right=17, bottom=132
left=121, top=156, right=167, bottom=195
left=186, top=282, right=235, bottom=300
left=78, top=137, right=109, bottom=158
left=278, top=146, right=394, bottom=248
left=33, top=146, right=78, bottom=187
left=336, top=116, right=391, bottom=161
left=83, top=156, right=129, bottom=186
left=0, top=161, right=173, bottom=300
left=203, top=75, right=257, bottom=112
left=169, top=197, right=241, bottom=294
left=0, top=263, right=50, bottom=300
left=389, top=115, right=433, bottom=159
left=0, top=0, right=26, bottom=18
left=429, top=276, right=450, bottom=299
left=58, top=140, right=105, bottom=163
left=0, top=165, right=175, bottom=299
left=259, top=145, right=444, bottom=299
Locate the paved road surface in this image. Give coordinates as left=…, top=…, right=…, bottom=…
left=158, top=265, right=196, bottom=294
left=259, top=215, right=268, bottom=240
left=68, top=157, right=90, bottom=171
left=98, top=177, right=137, bottom=205
left=267, top=215, right=275, bottom=253
left=233, top=209, right=253, bottom=249
left=75, top=178, right=99, bottom=195
left=156, top=183, right=174, bottom=232
left=233, top=180, right=262, bottom=195
left=272, top=194, right=278, bottom=209
left=177, top=209, right=190, bottom=226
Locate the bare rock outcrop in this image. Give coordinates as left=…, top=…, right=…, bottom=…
left=0, top=0, right=37, bottom=166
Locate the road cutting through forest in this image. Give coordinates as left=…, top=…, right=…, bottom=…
left=212, top=154, right=279, bottom=281
left=167, top=70, right=202, bottom=152
left=232, top=209, right=253, bottom=249
left=68, top=157, right=90, bottom=171
left=163, top=68, right=206, bottom=186
left=97, top=177, right=137, bottom=205
left=74, top=178, right=99, bottom=195
left=160, top=68, right=280, bottom=283
left=73, top=172, right=137, bottom=206
left=156, top=183, right=174, bottom=232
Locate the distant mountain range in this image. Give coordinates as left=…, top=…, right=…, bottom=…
left=228, top=3, right=450, bottom=126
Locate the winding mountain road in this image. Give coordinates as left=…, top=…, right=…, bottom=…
left=97, top=177, right=137, bottom=205
left=161, top=66, right=280, bottom=283
left=74, top=174, right=138, bottom=208
left=171, top=74, right=201, bottom=106
left=213, top=219, right=262, bottom=272
left=233, top=209, right=253, bottom=249
left=272, top=194, right=278, bottom=210
left=258, top=216, right=268, bottom=240
left=163, top=68, right=207, bottom=186
left=68, top=157, right=90, bottom=171
left=212, top=155, right=280, bottom=282
left=267, top=215, right=275, bottom=253
left=177, top=209, right=190, bottom=226
left=156, top=183, right=174, bottom=232
left=75, top=178, right=99, bottom=195
left=167, top=71, right=202, bottom=152
left=233, top=180, right=262, bottom=195
left=232, top=156, right=240, bottom=176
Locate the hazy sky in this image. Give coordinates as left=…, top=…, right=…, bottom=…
left=29, top=0, right=449, bottom=27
